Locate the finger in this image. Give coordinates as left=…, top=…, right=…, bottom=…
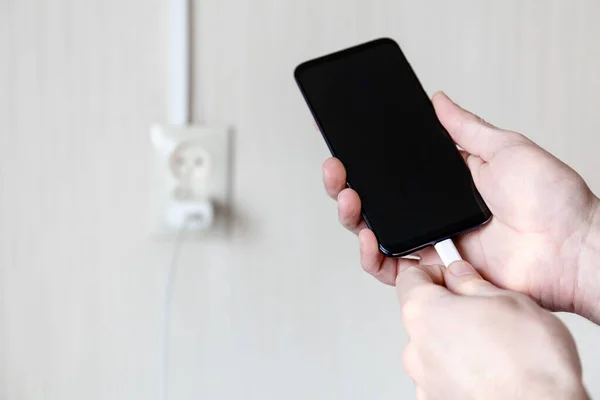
left=359, top=229, right=418, bottom=285
left=432, top=92, right=523, bottom=161
left=322, top=158, right=347, bottom=200
left=338, top=188, right=367, bottom=234
left=396, top=265, right=448, bottom=310
left=444, top=260, right=501, bottom=296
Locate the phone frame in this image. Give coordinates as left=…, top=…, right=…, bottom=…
left=294, top=38, right=492, bottom=257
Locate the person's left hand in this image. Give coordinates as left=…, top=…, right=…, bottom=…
left=399, top=260, right=587, bottom=400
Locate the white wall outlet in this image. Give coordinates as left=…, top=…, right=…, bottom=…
left=150, top=124, right=232, bottom=238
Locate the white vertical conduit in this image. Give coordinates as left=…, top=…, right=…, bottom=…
left=168, top=0, right=190, bottom=126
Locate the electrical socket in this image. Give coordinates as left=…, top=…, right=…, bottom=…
left=150, top=124, right=232, bottom=238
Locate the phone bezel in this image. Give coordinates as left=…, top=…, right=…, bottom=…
left=294, top=38, right=492, bottom=257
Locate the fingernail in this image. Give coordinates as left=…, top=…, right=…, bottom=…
left=449, top=261, right=475, bottom=276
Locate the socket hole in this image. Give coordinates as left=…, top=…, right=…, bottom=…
left=173, top=156, right=184, bottom=167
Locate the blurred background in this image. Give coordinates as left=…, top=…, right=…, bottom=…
left=2, top=0, right=600, bottom=399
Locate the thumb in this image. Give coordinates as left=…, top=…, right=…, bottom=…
left=432, top=92, right=523, bottom=162
left=444, top=261, right=501, bottom=296
left=396, top=265, right=448, bottom=308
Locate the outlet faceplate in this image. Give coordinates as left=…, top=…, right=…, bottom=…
left=150, top=124, right=232, bottom=238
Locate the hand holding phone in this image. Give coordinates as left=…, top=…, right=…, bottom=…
left=314, top=56, right=600, bottom=326
left=295, top=38, right=491, bottom=257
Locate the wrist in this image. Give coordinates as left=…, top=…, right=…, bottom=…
left=547, top=382, right=589, bottom=400
left=528, top=374, right=588, bottom=400
left=574, top=195, right=600, bottom=324
left=547, top=385, right=589, bottom=400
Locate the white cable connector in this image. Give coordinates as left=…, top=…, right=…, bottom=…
left=434, top=239, right=462, bottom=267
left=160, top=217, right=193, bottom=400
left=165, top=199, right=214, bottom=231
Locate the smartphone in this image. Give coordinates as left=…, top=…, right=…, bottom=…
left=294, top=38, right=491, bottom=257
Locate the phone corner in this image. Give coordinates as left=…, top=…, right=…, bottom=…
left=378, top=243, right=397, bottom=258
left=372, top=37, right=399, bottom=48
left=293, top=64, right=302, bottom=80
left=482, top=210, right=493, bottom=226
left=293, top=61, right=311, bottom=82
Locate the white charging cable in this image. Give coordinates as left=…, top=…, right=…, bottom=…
left=160, top=218, right=193, bottom=400
left=160, top=1, right=195, bottom=398
left=434, top=238, right=463, bottom=267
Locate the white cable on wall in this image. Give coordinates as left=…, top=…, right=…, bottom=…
left=162, top=2, right=193, bottom=398
left=168, top=0, right=191, bottom=126
left=160, top=221, right=190, bottom=400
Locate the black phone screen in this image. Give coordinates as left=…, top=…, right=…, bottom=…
left=295, top=38, right=491, bottom=256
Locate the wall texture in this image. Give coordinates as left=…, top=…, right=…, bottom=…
left=1, top=0, right=600, bottom=399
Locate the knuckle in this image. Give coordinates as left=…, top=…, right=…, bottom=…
left=459, top=279, right=490, bottom=294
left=423, top=264, right=445, bottom=282
left=341, top=218, right=353, bottom=230
left=504, top=130, right=532, bottom=147
left=361, top=259, right=378, bottom=275
left=495, top=292, right=528, bottom=312
left=402, top=345, right=420, bottom=379
left=337, top=207, right=351, bottom=226
left=476, top=115, right=494, bottom=129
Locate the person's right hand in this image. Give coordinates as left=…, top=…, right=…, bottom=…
left=397, top=261, right=588, bottom=400
left=322, top=92, right=600, bottom=323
